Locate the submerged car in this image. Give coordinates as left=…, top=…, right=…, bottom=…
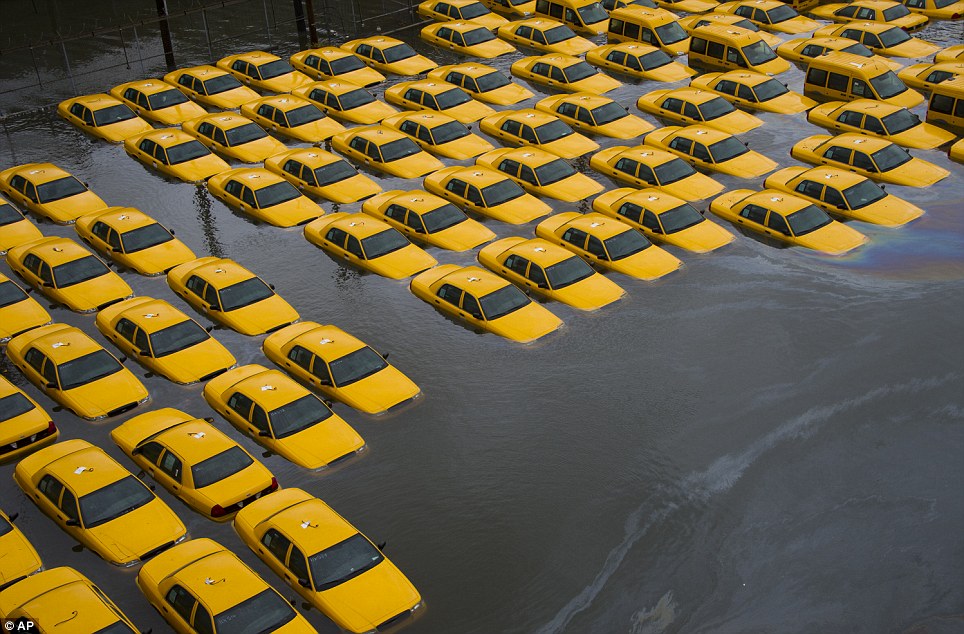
left=109, top=79, right=208, bottom=125
left=384, top=79, right=495, bottom=123
left=418, top=0, right=510, bottom=30
left=290, top=46, right=386, bottom=86
left=0, top=507, right=44, bottom=587
left=585, top=42, right=698, bottom=82
left=790, top=133, right=949, bottom=186
left=124, top=129, right=230, bottom=183
left=476, top=147, right=603, bottom=202
left=636, top=87, right=763, bottom=135
left=181, top=113, right=288, bottom=163
left=478, top=109, right=599, bottom=159
left=806, top=99, right=955, bottom=149
left=0, top=375, right=58, bottom=465
left=381, top=111, right=495, bottom=159
left=810, top=0, right=928, bottom=31
left=776, top=36, right=903, bottom=70
left=428, top=63, right=534, bottom=104
left=715, top=0, right=821, bottom=33
left=811, top=22, right=941, bottom=57
left=341, top=36, right=439, bottom=75
left=0, top=194, right=42, bottom=254
left=362, top=189, right=496, bottom=251
left=689, top=70, right=817, bottom=113
left=74, top=206, right=196, bottom=275
left=292, top=79, right=399, bottom=124
left=216, top=50, right=313, bottom=93
left=710, top=188, right=868, bottom=254
left=163, top=64, right=261, bottom=109
left=57, top=93, right=153, bottom=143
left=264, top=148, right=382, bottom=204
left=0, top=272, right=50, bottom=342
left=424, top=165, right=553, bottom=224
left=411, top=264, right=562, bottom=342
left=208, top=168, right=323, bottom=227
left=0, top=162, right=107, bottom=225
left=511, top=54, right=623, bottom=94
left=897, top=61, right=964, bottom=92
left=497, top=18, right=595, bottom=56
left=331, top=125, right=445, bottom=178
left=241, top=94, right=347, bottom=143
left=677, top=13, right=782, bottom=47
left=420, top=20, right=517, bottom=58
left=644, top=125, right=778, bottom=178
left=536, top=93, right=654, bottom=138
left=590, top=145, right=725, bottom=201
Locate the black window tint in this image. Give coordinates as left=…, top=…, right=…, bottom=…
left=827, top=72, right=849, bottom=92
left=796, top=179, right=824, bottom=199
left=707, top=41, right=725, bottom=60
left=691, top=37, right=707, bottom=54
left=617, top=202, right=642, bottom=223
left=767, top=212, right=790, bottom=235
left=227, top=392, right=253, bottom=417
left=166, top=585, right=196, bottom=623
left=437, top=283, right=463, bottom=305
left=807, top=67, right=828, bottom=87
left=288, top=545, right=310, bottom=582
left=288, top=345, right=314, bottom=370
left=39, top=475, right=64, bottom=505
left=740, top=203, right=768, bottom=224
left=139, top=441, right=164, bottom=465
left=159, top=450, right=183, bottom=482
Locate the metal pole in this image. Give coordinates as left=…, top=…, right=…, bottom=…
left=118, top=27, right=133, bottom=70
left=59, top=39, right=78, bottom=94
left=263, top=0, right=272, bottom=47
left=293, top=0, right=308, bottom=48
left=304, top=0, right=319, bottom=47
left=155, top=0, right=176, bottom=70
left=132, top=24, right=147, bottom=75
left=201, top=8, right=214, bottom=60
left=29, top=45, right=44, bottom=88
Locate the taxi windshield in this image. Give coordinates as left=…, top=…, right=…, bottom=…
left=591, top=102, right=628, bottom=125
left=310, top=533, right=385, bottom=590
left=604, top=229, right=650, bottom=259
left=843, top=179, right=887, bottom=209
left=869, top=71, right=906, bottom=99
left=256, top=59, right=295, bottom=79
left=254, top=181, right=301, bottom=208
left=0, top=280, right=28, bottom=308
left=699, top=97, right=735, bottom=120
left=535, top=120, right=573, bottom=142
left=640, top=50, right=673, bottom=70
left=147, top=89, right=189, bottom=109
left=431, top=120, right=470, bottom=144
left=422, top=204, right=467, bottom=233
left=149, top=320, right=210, bottom=357
left=285, top=104, right=324, bottom=126
left=872, top=143, right=911, bottom=171
left=383, top=43, right=418, bottom=62
left=330, top=346, right=387, bottom=386
left=734, top=18, right=761, bottom=31
left=655, top=21, right=687, bottom=44
left=480, top=284, right=529, bottom=319
left=546, top=257, right=594, bottom=289
left=52, top=255, right=109, bottom=288
left=477, top=71, right=511, bottom=91
left=362, top=228, right=409, bottom=258
left=709, top=137, right=748, bottom=162
left=461, top=2, right=489, bottom=18
left=436, top=88, right=472, bottom=109
left=315, top=160, right=358, bottom=186
left=464, top=28, right=497, bottom=46
left=120, top=223, right=173, bottom=252
left=742, top=41, right=778, bottom=65
left=786, top=204, right=832, bottom=235
left=879, top=26, right=911, bottom=47
left=191, top=446, right=253, bottom=488
left=535, top=159, right=576, bottom=185
left=166, top=140, right=210, bottom=164
left=93, top=104, right=136, bottom=126
left=339, top=88, right=376, bottom=109
left=753, top=78, right=789, bottom=101
left=218, top=277, right=274, bottom=311
left=58, top=350, right=122, bottom=390
left=563, top=62, right=598, bottom=83
left=545, top=25, right=578, bottom=44
left=0, top=392, right=35, bottom=421
left=329, top=55, right=366, bottom=74
left=882, top=4, right=910, bottom=19
left=225, top=123, right=268, bottom=146
left=214, top=589, right=296, bottom=634
left=37, top=176, right=87, bottom=203
left=881, top=109, right=920, bottom=134
left=201, top=73, right=242, bottom=94
left=578, top=3, right=610, bottom=23
left=269, top=394, right=333, bottom=438
left=379, top=137, right=422, bottom=162
left=660, top=204, right=704, bottom=233
left=482, top=179, right=525, bottom=206
left=654, top=158, right=696, bottom=184
left=842, top=42, right=874, bottom=57
left=0, top=202, right=22, bottom=225
left=766, top=4, right=798, bottom=21
left=79, top=475, right=154, bottom=528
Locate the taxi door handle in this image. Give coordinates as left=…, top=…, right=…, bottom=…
left=172, top=484, right=180, bottom=491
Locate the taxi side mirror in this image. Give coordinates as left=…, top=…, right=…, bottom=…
left=317, top=377, right=332, bottom=386
left=46, top=382, right=57, bottom=389
left=208, top=304, right=221, bottom=311
left=258, top=430, right=271, bottom=437
left=298, top=578, right=312, bottom=589
left=139, top=350, right=150, bottom=357
left=65, top=518, right=80, bottom=527
left=7, top=512, right=18, bottom=523
left=470, top=311, right=483, bottom=320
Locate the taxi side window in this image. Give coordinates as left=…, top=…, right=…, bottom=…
left=516, top=25, right=533, bottom=39
left=737, top=84, right=755, bottom=101
left=91, top=221, right=111, bottom=242
left=325, top=227, right=348, bottom=246
left=801, top=44, right=822, bottom=58
left=153, top=145, right=169, bottom=165
left=38, top=262, right=53, bottom=285
left=824, top=187, right=846, bottom=208
left=197, top=122, right=215, bottom=139
left=138, top=139, right=156, bottom=155
left=864, top=116, right=885, bottom=135
left=501, top=119, right=522, bottom=136
left=159, top=450, right=183, bottom=482
left=642, top=210, right=662, bottom=233
left=23, top=183, right=39, bottom=203
left=752, top=7, right=768, bottom=22
left=60, top=488, right=79, bottom=522
left=186, top=275, right=206, bottom=297
left=562, top=227, right=588, bottom=248
left=740, top=203, right=768, bottom=224
left=852, top=78, right=871, bottom=98
left=38, top=475, right=64, bottom=505
left=400, top=120, right=419, bottom=136
left=587, top=236, right=606, bottom=257
left=806, top=67, right=828, bottom=87
left=177, top=74, right=195, bottom=90
left=224, top=180, right=244, bottom=197
left=450, top=32, right=466, bottom=47
left=288, top=345, right=314, bottom=371
left=42, top=357, right=57, bottom=384
left=617, top=202, right=643, bottom=223
left=661, top=97, right=684, bottom=114
left=838, top=110, right=863, bottom=126
left=527, top=263, right=548, bottom=287
left=823, top=145, right=851, bottom=162
left=625, top=54, right=641, bottom=71
left=557, top=102, right=578, bottom=118
left=564, top=8, right=578, bottom=23
left=241, top=187, right=256, bottom=206
left=346, top=235, right=364, bottom=257
left=531, top=29, right=547, bottom=45
left=637, top=164, right=656, bottom=185
left=445, top=178, right=467, bottom=197
left=165, top=585, right=197, bottom=623
left=726, top=47, right=746, bottom=67
left=231, top=60, right=247, bottom=73
left=203, top=284, right=220, bottom=309
left=213, top=127, right=228, bottom=145
left=838, top=5, right=858, bottom=16
left=466, top=185, right=484, bottom=206
left=80, top=107, right=94, bottom=125
left=519, top=165, right=538, bottom=185
left=193, top=604, right=214, bottom=634
left=24, top=347, right=46, bottom=373
left=715, top=80, right=737, bottom=96
left=520, top=125, right=537, bottom=142
left=406, top=212, right=425, bottom=233
left=251, top=405, right=269, bottom=431
left=311, top=359, right=333, bottom=385
left=349, top=137, right=368, bottom=153
left=504, top=254, right=529, bottom=275
left=417, top=125, right=434, bottom=144
left=437, top=283, right=463, bottom=306
left=403, top=88, right=422, bottom=102
left=139, top=441, right=164, bottom=464
left=669, top=137, right=694, bottom=153
left=106, top=229, right=122, bottom=250
left=767, top=212, right=791, bottom=235
left=690, top=37, right=707, bottom=54
left=683, top=102, right=701, bottom=120
left=282, top=160, right=303, bottom=178
left=437, top=26, right=454, bottom=42
left=371, top=48, right=386, bottom=64
left=272, top=108, right=289, bottom=126
left=614, top=158, right=638, bottom=176
left=113, top=319, right=138, bottom=344
left=852, top=151, right=876, bottom=172
left=446, top=71, right=465, bottom=87
left=365, top=142, right=382, bottom=161
left=461, top=293, right=482, bottom=319
left=262, top=528, right=291, bottom=562
left=624, top=22, right=640, bottom=40
left=134, top=328, right=150, bottom=354
left=827, top=72, right=849, bottom=92
left=385, top=204, right=408, bottom=222
left=606, top=50, right=626, bottom=65
left=288, top=545, right=310, bottom=582
left=735, top=5, right=753, bottom=17
left=499, top=159, right=521, bottom=177
left=531, top=63, right=551, bottom=78
left=706, top=41, right=725, bottom=60
left=795, top=179, right=823, bottom=199
left=227, top=392, right=254, bottom=417
left=576, top=107, right=594, bottom=125
left=862, top=33, right=882, bottom=49
left=693, top=143, right=711, bottom=162
left=550, top=66, right=566, bottom=83
left=136, top=92, right=150, bottom=109
left=355, top=44, right=373, bottom=58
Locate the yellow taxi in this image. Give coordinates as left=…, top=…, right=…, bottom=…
left=241, top=95, right=347, bottom=143
left=216, top=50, right=312, bottom=92
left=124, top=129, right=230, bottom=183
left=163, top=65, right=261, bottom=109
left=481, top=0, right=539, bottom=17
left=476, top=147, right=604, bottom=201
left=6, top=236, right=133, bottom=313
left=411, top=264, right=563, bottom=341
left=0, top=508, right=43, bottom=587
left=0, top=194, right=42, bottom=254
left=263, top=321, right=421, bottom=415
left=536, top=93, right=654, bottom=138
left=790, top=133, right=949, bottom=186
left=208, top=168, right=323, bottom=227
left=6, top=324, right=149, bottom=420
left=330, top=125, right=446, bottom=178
left=168, top=257, right=300, bottom=336
left=677, top=14, right=783, bottom=47
left=901, top=0, right=964, bottom=18
left=535, top=211, right=681, bottom=279
left=935, top=45, right=964, bottom=62
left=511, top=54, right=623, bottom=94
left=384, top=79, right=495, bottom=123
left=0, top=163, right=107, bottom=225
left=74, top=207, right=196, bottom=276
left=57, top=93, right=153, bottom=143
left=264, top=148, right=382, bottom=204
left=807, top=99, right=955, bottom=149
left=419, top=0, right=510, bottom=29
left=645, top=125, right=778, bottom=178
left=362, top=189, right=496, bottom=250
left=304, top=212, right=438, bottom=279
left=203, top=364, right=366, bottom=471
left=605, top=7, right=692, bottom=57
left=710, top=188, right=868, bottom=254
left=776, top=36, right=903, bottom=70
left=949, top=137, right=964, bottom=162
left=898, top=61, right=964, bottom=91
left=812, top=22, right=941, bottom=58
left=382, top=111, right=494, bottom=159
left=137, top=538, right=316, bottom=634
left=110, top=79, right=208, bottom=126
left=585, top=43, right=698, bottom=82
left=497, top=18, right=595, bottom=55
left=291, top=79, right=399, bottom=124
left=424, top=166, right=554, bottom=223
left=810, top=0, right=929, bottom=30
left=689, top=70, right=817, bottom=113
left=0, top=273, right=50, bottom=342
left=14, top=439, right=185, bottom=566
left=636, top=87, right=763, bottom=134
left=592, top=187, right=735, bottom=251
left=764, top=165, right=924, bottom=225
left=715, top=0, right=821, bottom=33
left=589, top=145, right=725, bottom=201
left=290, top=47, right=386, bottom=86
left=534, top=0, right=611, bottom=34
left=0, top=568, right=141, bottom=631
left=655, top=0, right=719, bottom=10
left=0, top=376, right=57, bottom=465
left=429, top=63, right=535, bottom=104
left=478, top=236, right=625, bottom=309
left=111, top=409, right=278, bottom=522
left=341, top=36, right=439, bottom=75
left=421, top=21, right=518, bottom=57
left=478, top=109, right=599, bottom=159
left=95, top=297, right=236, bottom=384
left=181, top=113, right=288, bottom=163
left=234, top=488, right=422, bottom=634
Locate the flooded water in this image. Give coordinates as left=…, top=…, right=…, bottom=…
left=0, top=2, right=962, bottom=633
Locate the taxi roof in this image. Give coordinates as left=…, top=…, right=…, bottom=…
left=510, top=17, right=570, bottom=30
left=826, top=98, right=905, bottom=116
left=529, top=53, right=583, bottom=67
left=680, top=13, right=753, bottom=27
left=231, top=367, right=316, bottom=409
left=670, top=124, right=734, bottom=142
left=111, top=297, right=192, bottom=332
left=692, top=23, right=763, bottom=44
left=193, top=113, right=257, bottom=130
left=16, top=324, right=104, bottom=364
left=386, top=110, right=459, bottom=129
left=222, top=50, right=282, bottom=64
left=846, top=0, right=904, bottom=8
left=171, top=550, right=266, bottom=613
left=436, top=0, right=486, bottom=7
left=152, top=420, right=238, bottom=463
left=430, top=20, right=492, bottom=33
left=266, top=497, right=358, bottom=554
left=739, top=189, right=812, bottom=213
left=67, top=94, right=127, bottom=111
left=22, top=236, right=92, bottom=266
left=498, top=108, right=559, bottom=125
left=710, top=70, right=776, bottom=86
left=605, top=41, right=662, bottom=54
left=9, top=162, right=74, bottom=185
left=350, top=124, right=409, bottom=144
left=45, top=444, right=128, bottom=495
left=83, top=206, right=156, bottom=231
left=188, top=258, right=258, bottom=288
left=395, top=79, right=462, bottom=95
left=935, top=74, right=964, bottom=93
left=178, top=64, right=231, bottom=78
left=249, top=94, right=315, bottom=112
left=808, top=51, right=893, bottom=73
left=272, top=147, right=342, bottom=168
left=326, top=212, right=395, bottom=239
left=817, top=132, right=894, bottom=151
left=301, top=46, right=355, bottom=59
left=800, top=37, right=867, bottom=49
left=346, top=35, right=406, bottom=47
left=723, top=0, right=788, bottom=10
left=140, top=128, right=201, bottom=148
left=503, top=238, right=575, bottom=267
left=488, top=146, right=561, bottom=167
left=828, top=20, right=902, bottom=34
left=114, top=79, right=180, bottom=95
left=659, top=86, right=726, bottom=104
left=379, top=190, right=450, bottom=213
left=609, top=5, right=678, bottom=24
left=4, top=571, right=122, bottom=632
left=433, top=62, right=500, bottom=78
left=612, top=145, right=686, bottom=167
left=613, top=187, right=689, bottom=212
left=448, top=165, right=513, bottom=187
left=303, top=78, right=366, bottom=95
left=788, top=165, right=870, bottom=188
left=289, top=323, right=367, bottom=360
left=220, top=167, right=289, bottom=189
left=557, top=213, right=635, bottom=239
left=439, top=265, right=512, bottom=295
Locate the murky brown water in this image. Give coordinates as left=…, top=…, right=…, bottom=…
left=0, top=2, right=962, bottom=633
